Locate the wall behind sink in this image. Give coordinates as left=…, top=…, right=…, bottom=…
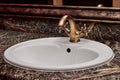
left=0, top=4, right=120, bottom=42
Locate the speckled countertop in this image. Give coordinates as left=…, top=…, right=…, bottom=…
left=0, top=17, right=119, bottom=80
left=0, top=3, right=119, bottom=79
left=0, top=29, right=120, bottom=80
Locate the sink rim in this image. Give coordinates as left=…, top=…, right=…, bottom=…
left=4, top=37, right=115, bottom=72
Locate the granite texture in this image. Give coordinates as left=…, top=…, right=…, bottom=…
left=0, top=17, right=120, bottom=41
left=0, top=4, right=120, bottom=80
left=0, top=30, right=120, bottom=80
left=0, top=17, right=120, bottom=80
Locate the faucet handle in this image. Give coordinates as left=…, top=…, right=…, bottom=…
left=58, top=25, right=70, bottom=36
left=58, top=21, right=71, bottom=36
left=58, top=27, right=63, bottom=33
left=64, top=27, right=70, bottom=36
left=79, top=22, right=95, bottom=37
left=58, top=22, right=68, bottom=33
left=87, top=22, right=95, bottom=33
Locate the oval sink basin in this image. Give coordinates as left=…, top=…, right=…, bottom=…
left=4, top=37, right=114, bottom=72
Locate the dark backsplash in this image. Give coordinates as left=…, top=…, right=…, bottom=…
left=0, top=4, right=120, bottom=42
left=0, top=17, right=120, bottom=42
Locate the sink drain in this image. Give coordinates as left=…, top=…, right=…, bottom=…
left=67, top=48, right=71, bottom=53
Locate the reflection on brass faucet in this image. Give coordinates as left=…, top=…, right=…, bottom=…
left=58, top=15, right=95, bottom=43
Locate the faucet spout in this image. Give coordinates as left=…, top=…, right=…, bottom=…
left=58, top=15, right=95, bottom=43
left=58, top=15, right=80, bottom=43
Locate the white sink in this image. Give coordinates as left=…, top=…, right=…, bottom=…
left=4, top=37, right=114, bottom=72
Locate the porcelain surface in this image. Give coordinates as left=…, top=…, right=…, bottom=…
left=4, top=37, right=114, bottom=72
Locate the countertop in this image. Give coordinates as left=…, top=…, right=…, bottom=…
left=0, top=30, right=120, bottom=80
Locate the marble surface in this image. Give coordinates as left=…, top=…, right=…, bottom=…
left=0, top=4, right=120, bottom=24
left=0, top=17, right=120, bottom=41
left=0, top=3, right=119, bottom=79
left=0, top=30, right=120, bottom=80
left=0, top=17, right=120, bottom=79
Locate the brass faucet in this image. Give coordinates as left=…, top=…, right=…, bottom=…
left=58, top=15, right=95, bottom=43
